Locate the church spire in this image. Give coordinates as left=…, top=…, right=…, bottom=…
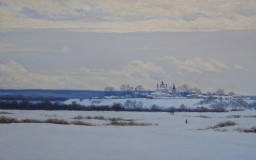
left=172, top=83, right=176, bottom=96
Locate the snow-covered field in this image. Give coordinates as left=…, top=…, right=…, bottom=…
left=64, top=98, right=204, bottom=109
left=0, top=109, right=256, bottom=160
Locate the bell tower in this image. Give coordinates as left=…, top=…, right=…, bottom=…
left=172, top=83, right=176, bottom=96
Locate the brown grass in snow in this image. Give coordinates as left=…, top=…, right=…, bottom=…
left=0, top=116, right=155, bottom=126
left=199, top=121, right=237, bottom=131
left=235, top=127, right=256, bottom=133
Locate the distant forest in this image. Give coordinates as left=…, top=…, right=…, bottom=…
left=0, top=100, right=227, bottom=112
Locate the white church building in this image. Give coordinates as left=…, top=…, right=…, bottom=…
left=147, top=82, right=176, bottom=99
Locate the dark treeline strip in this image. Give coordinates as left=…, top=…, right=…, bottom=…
left=0, top=101, right=227, bottom=112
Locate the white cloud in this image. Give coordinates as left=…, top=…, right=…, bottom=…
left=109, top=70, right=131, bottom=79
left=92, top=60, right=165, bottom=89
left=159, top=56, right=229, bottom=73
left=96, top=0, right=256, bottom=19
left=48, top=60, right=165, bottom=90
left=108, top=60, right=164, bottom=79
left=62, top=46, right=69, bottom=53
left=210, top=59, right=230, bottom=70
left=233, top=65, right=248, bottom=72
left=129, top=60, right=164, bottom=73
left=65, top=60, right=165, bottom=90
left=0, top=60, right=72, bottom=89
left=79, top=66, right=90, bottom=73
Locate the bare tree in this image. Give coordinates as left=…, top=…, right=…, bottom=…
left=216, top=89, right=225, bottom=96
left=228, top=91, right=235, bottom=96
left=135, top=85, right=145, bottom=97
left=177, top=84, right=190, bottom=92
left=191, top=87, right=201, bottom=94
left=135, top=85, right=144, bottom=91
left=120, top=85, right=126, bottom=92
left=207, top=91, right=213, bottom=96
left=120, top=84, right=134, bottom=96
left=177, top=84, right=199, bottom=93
left=104, top=86, right=114, bottom=96
left=129, top=86, right=134, bottom=91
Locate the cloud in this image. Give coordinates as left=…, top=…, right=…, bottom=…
left=0, top=0, right=256, bottom=32
left=181, top=12, right=208, bottom=21
left=210, top=59, right=230, bottom=70
left=109, top=70, right=131, bottom=79
left=0, top=60, right=72, bottom=89
left=233, top=65, right=248, bottom=72
left=0, top=1, right=7, bottom=7
left=3, top=0, right=91, bottom=19
left=1, top=0, right=108, bottom=22
left=129, top=60, right=164, bottom=73
left=64, top=60, right=165, bottom=90
left=236, top=9, right=256, bottom=17
left=108, top=60, right=165, bottom=79
left=62, top=46, right=69, bottom=53
left=159, top=56, right=229, bottom=73
left=20, top=7, right=48, bottom=19
left=97, top=60, right=166, bottom=89
left=79, top=66, right=90, bottom=73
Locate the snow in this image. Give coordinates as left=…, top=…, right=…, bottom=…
left=0, top=109, right=256, bottom=160
left=64, top=98, right=203, bottom=109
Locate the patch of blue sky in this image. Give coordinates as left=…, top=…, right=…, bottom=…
left=236, top=9, right=256, bottom=17
left=0, top=1, right=7, bottom=7
left=19, top=3, right=111, bottom=22
left=181, top=12, right=209, bottom=21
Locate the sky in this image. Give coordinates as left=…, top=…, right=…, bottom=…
left=0, top=0, right=256, bottom=95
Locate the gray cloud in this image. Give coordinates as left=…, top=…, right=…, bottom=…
left=181, top=12, right=208, bottom=21
left=1, top=0, right=256, bottom=32
left=19, top=3, right=111, bottom=22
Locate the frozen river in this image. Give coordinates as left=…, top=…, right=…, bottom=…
left=0, top=109, right=256, bottom=160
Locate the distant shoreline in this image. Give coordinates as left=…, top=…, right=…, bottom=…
left=0, top=100, right=227, bottom=112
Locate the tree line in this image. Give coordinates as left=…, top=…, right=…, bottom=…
left=0, top=100, right=227, bottom=112
left=104, top=84, right=235, bottom=97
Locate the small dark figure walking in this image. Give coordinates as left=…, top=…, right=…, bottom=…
left=186, top=119, right=188, bottom=124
